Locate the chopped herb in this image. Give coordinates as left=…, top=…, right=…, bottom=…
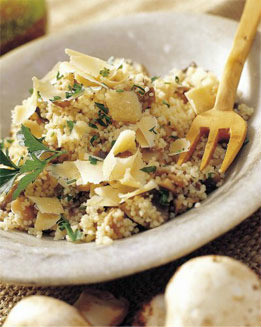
left=162, top=100, right=170, bottom=108
left=175, top=76, right=180, bottom=83
left=65, top=82, right=84, bottom=99
left=158, top=188, right=170, bottom=206
left=90, top=135, right=99, bottom=146
left=149, top=126, right=157, bottom=135
left=95, top=103, right=111, bottom=127
left=66, top=194, right=73, bottom=201
left=95, top=102, right=109, bottom=114
left=7, top=139, right=14, bottom=144
left=88, top=122, right=98, bottom=129
left=243, top=137, right=249, bottom=146
left=50, top=95, right=62, bottom=102
left=99, top=67, right=110, bottom=77
left=66, top=179, right=77, bottom=185
left=28, top=88, right=33, bottom=95
left=0, top=141, right=4, bottom=150
left=89, top=155, right=102, bottom=165
left=66, top=120, right=75, bottom=133
left=170, top=135, right=178, bottom=140
left=56, top=71, right=64, bottom=80
left=111, top=140, right=116, bottom=147
left=140, top=166, right=156, bottom=173
left=164, top=82, right=171, bottom=85
left=118, top=64, right=123, bottom=69
left=151, top=76, right=159, bottom=82
left=0, top=125, right=65, bottom=200
left=132, top=84, right=145, bottom=95
left=57, top=215, right=82, bottom=242
left=37, top=91, right=42, bottom=99
left=79, top=205, right=87, bottom=211
left=116, top=89, right=124, bottom=93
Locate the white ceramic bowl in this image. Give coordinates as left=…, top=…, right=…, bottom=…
left=0, top=13, right=260, bottom=286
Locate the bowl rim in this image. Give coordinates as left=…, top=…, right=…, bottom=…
left=0, top=12, right=260, bottom=286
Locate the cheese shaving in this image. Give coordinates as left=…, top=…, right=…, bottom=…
left=105, top=90, right=142, bottom=123
left=136, top=116, right=158, bottom=148
left=185, top=84, right=216, bottom=114
left=71, top=121, right=88, bottom=139
left=75, top=160, right=104, bottom=185
left=65, top=48, right=112, bottom=78
left=12, top=80, right=38, bottom=124
left=33, top=77, right=67, bottom=102
left=119, top=180, right=157, bottom=202
left=47, top=161, right=81, bottom=187
left=169, top=138, right=190, bottom=156
left=35, top=212, right=59, bottom=231
left=28, top=196, right=64, bottom=214
left=23, top=120, right=44, bottom=138
left=87, top=186, right=121, bottom=207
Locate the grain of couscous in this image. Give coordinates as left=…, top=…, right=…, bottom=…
left=0, top=49, right=253, bottom=244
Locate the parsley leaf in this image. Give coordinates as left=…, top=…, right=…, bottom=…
left=66, top=120, right=75, bottom=133
left=89, top=156, right=102, bottom=165
left=90, top=135, right=99, bottom=146
left=140, top=166, right=156, bottom=173
left=88, top=122, right=98, bottom=129
left=50, top=96, right=62, bottom=102
left=175, top=76, right=180, bottom=83
left=28, top=88, right=33, bottom=95
left=158, top=188, right=170, bottom=206
left=0, top=126, right=65, bottom=200
left=95, top=102, right=109, bottom=114
left=56, top=71, right=64, bottom=80
left=132, top=84, right=145, bottom=95
left=149, top=126, right=157, bottom=135
left=162, top=100, right=170, bottom=108
left=151, top=76, right=159, bottom=82
left=99, top=67, right=110, bottom=77
left=65, top=82, right=84, bottom=99
left=95, top=103, right=111, bottom=127
left=116, top=89, right=124, bottom=93
left=57, top=215, right=82, bottom=242
left=66, top=179, right=77, bottom=185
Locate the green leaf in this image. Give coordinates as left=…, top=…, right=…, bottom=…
left=0, top=173, right=18, bottom=196
left=0, top=149, right=18, bottom=169
left=175, top=76, right=180, bottom=83
left=88, top=155, right=102, bottom=165
left=66, top=120, right=75, bottom=133
left=17, top=125, right=51, bottom=155
left=28, top=88, right=33, bottom=95
left=149, top=126, right=157, bottom=135
left=90, top=135, right=99, bottom=146
left=158, top=188, right=170, bottom=206
left=50, top=96, right=62, bottom=102
left=88, top=122, right=98, bottom=129
left=66, top=179, right=77, bottom=185
left=99, top=67, right=110, bottom=77
left=132, top=84, right=145, bottom=95
left=162, top=100, right=170, bottom=108
left=19, top=157, right=45, bottom=173
left=151, top=76, right=159, bottom=82
left=95, top=102, right=109, bottom=114
left=57, top=216, right=82, bottom=242
left=56, top=71, right=64, bottom=80
left=116, top=89, right=124, bottom=93
left=12, top=168, right=43, bottom=200
left=65, top=82, right=84, bottom=99
left=140, top=166, right=156, bottom=173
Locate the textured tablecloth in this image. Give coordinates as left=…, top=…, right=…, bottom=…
left=0, top=0, right=260, bottom=325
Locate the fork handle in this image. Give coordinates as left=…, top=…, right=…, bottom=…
left=214, top=0, right=261, bottom=111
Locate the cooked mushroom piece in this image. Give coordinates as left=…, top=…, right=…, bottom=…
left=74, top=288, right=129, bottom=326
left=165, top=255, right=261, bottom=327
left=132, top=294, right=166, bottom=327
left=3, top=295, right=90, bottom=327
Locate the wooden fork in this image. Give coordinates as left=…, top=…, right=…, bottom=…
left=178, top=0, right=261, bottom=173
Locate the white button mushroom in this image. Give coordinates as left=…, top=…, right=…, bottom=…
left=165, top=255, right=261, bottom=327
left=3, top=295, right=90, bottom=327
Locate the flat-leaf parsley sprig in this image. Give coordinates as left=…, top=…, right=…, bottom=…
left=0, top=125, right=65, bottom=200
left=57, top=215, right=82, bottom=242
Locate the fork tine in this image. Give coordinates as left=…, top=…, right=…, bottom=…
left=200, top=128, right=220, bottom=171
left=177, top=121, right=202, bottom=166
left=220, top=125, right=247, bottom=173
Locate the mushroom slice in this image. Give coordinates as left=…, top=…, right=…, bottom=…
left=74, top=289, right=129, bottom=327
left=165, top=255, right=261, bottom=327
left=3, top=295, right=90, bottom=327
left=132, top=294, right=166, bottom=327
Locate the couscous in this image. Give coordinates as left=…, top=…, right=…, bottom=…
left=0, top=49, right=253, bottom=244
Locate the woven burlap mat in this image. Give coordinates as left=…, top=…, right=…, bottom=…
left=1, top=208, right=260, bottom=325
